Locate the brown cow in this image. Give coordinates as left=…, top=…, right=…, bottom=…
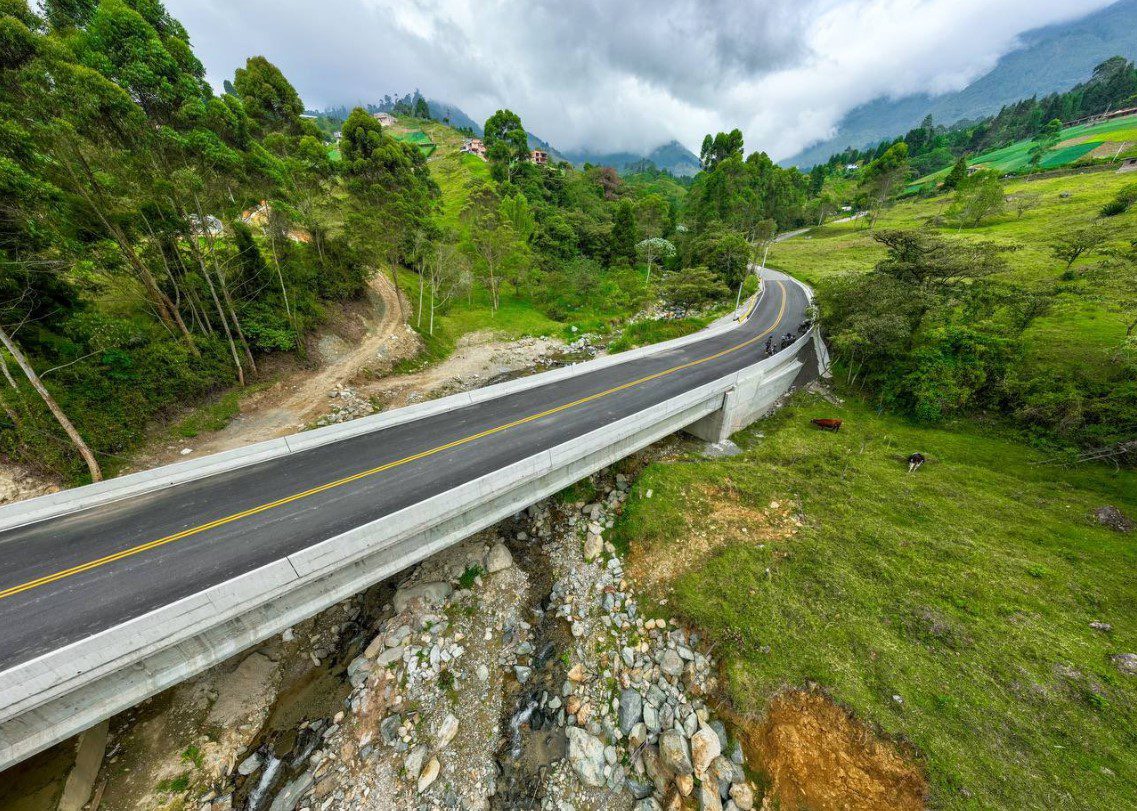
left=811, top=418, right=842, bottom=432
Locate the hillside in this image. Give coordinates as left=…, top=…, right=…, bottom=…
left=788, top=0, right=1137, bottom=168
left=771, top=167, right=1137, bottom=448
left=613, top=392, right=1137, bottom=809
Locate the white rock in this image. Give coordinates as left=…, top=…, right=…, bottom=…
left=484, top=542, right=513, bottom=574
left=435, top=714, right=459, bottom=750
left=565, top=727, right=607, bottom=788
left=417, top=757, right=440, bottom=792
left=393, top=582, right=452, bottom=613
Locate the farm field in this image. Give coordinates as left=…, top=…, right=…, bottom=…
left=772, top=170, right=1137, bottom=388
left=912, top=113, right=1137, bottom=184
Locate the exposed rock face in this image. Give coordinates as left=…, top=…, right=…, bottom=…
left=1111, top=653, right=1137, bottom=676
left=1094, top=505, right=1134, bottom=533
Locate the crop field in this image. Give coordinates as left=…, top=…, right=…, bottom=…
left=391, top=129, right=437, bottom=157
left=914, top=114, right=1137, bottom=183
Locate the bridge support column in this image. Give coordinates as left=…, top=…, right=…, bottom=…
left=685, top=355, right=803, bottom=443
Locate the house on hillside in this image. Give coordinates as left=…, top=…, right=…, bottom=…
left=530, top=149, right=549, bottom=166
left=462, top=138, right=487, bottom=159
left=372, top=112, right=397, bottom=127
left=1119, top=157, right=1137, bottom=173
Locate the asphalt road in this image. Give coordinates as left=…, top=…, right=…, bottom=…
left=0, top=274, right=809, bottom=671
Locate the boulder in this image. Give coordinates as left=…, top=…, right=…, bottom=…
left=659, top=729, right=693, bottom=776
left=691, top=726, right=722, bottom=777
left=618, top=688, right=643, bottom=734
left=643, top=703, right=661, bottom=733
left=404, top=745, right=428, bottom=781
left=393, top=582, right=452, bottom=613
left=659, top=649, right=683, bottom=677
left=565, top=727, right=607, bottom=787
left=375, top=646, right=404, bottom=667
left=708, top=755, right=737, bottom=796
left=417, top=757, right=440, bottom=792
left=729, top=782, right=755, bottom=811
left=1111, top=653, right=1137, bottom=676
left=363, top=634, right=385, bottom=659
left=1094, top=506, right=1133, bottom=533
left=434, top=714, right=459, bottom=749
left=583, top=533, right=603, bottom=562
left=484, top=542, right=513, bottom=573
left=697, top=781, right=724, bottom=811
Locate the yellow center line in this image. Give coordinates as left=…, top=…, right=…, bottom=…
left=0, top=282, right=789, bottom=603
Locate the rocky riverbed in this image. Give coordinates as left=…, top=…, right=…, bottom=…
left=164, top=462, right=757, bottom=811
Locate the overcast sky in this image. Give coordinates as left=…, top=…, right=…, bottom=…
left=165, top=0, right=1117, bottom=160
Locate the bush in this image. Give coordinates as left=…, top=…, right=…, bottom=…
left=1099, top=182, right=1137, bottom=217
left=661, top=266, right=730, bottom=309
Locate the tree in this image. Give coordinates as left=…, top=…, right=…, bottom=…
left=232, top=56, right=309, bottom=137
left=1050, top=224, right=1110, bottom=271
left=611, top=200, right=638, bottom=265
left=942, top=155, right=968, bottom=191
left=661, top=266, right=729, bottom=309
left=462, top=182, right=514, bottom=312
left=500, top=193, right=536, bottom=243
left=635, top=194, right=669, bottom=239
left=1013, top=192, right=1042, bottom=218
left=946, top=170, right=1005, bottom=228
left=0, top=324, right=102, bottom=482
left=859, top=142, right=910, bottom=226
left=699, top=129, right=744, bottom=170
left=688, top=227, right=752, bottom=290
left=412, top=95, right=430, bottom=119
left=426, top=241, right=468, bottom=335
left=43, top=0, right=98, bottom=29
left=483, top=109, right=528, bottom=182
left=1028, top=118, right=1062, bottom=169
left=636, top=237, right=676, bottom=283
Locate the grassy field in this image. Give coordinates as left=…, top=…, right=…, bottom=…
left=612, top=392, right=1137, bottom=809
left=771, top=170, right=1136, bottom=384
left=913, top=114, right=1137, bottom=183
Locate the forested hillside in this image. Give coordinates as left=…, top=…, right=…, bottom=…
left=788, top=0, right=1137, bottom=168
left=0, top=0, right=816, bottom=486
left=814, top=56, right=1137, bottom=180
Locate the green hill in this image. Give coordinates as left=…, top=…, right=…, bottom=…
left=772, top=168, right=1136, bottom=447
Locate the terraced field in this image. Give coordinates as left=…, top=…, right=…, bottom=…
left=913, top=114, right=1137, bottom=185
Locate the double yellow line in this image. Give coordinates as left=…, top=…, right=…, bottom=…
left=0, top=282, right=788, bottom=603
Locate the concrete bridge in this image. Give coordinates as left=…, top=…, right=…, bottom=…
left=0, top=269, right=820, bottom=770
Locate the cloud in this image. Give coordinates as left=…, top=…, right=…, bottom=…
left=166, top=0, right=1117, bottom=160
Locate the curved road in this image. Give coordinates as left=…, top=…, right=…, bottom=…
left=0, top=274, right=809, bottom=672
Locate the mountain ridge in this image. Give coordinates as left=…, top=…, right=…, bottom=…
left=786, top=0, right=1137, bottom=167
